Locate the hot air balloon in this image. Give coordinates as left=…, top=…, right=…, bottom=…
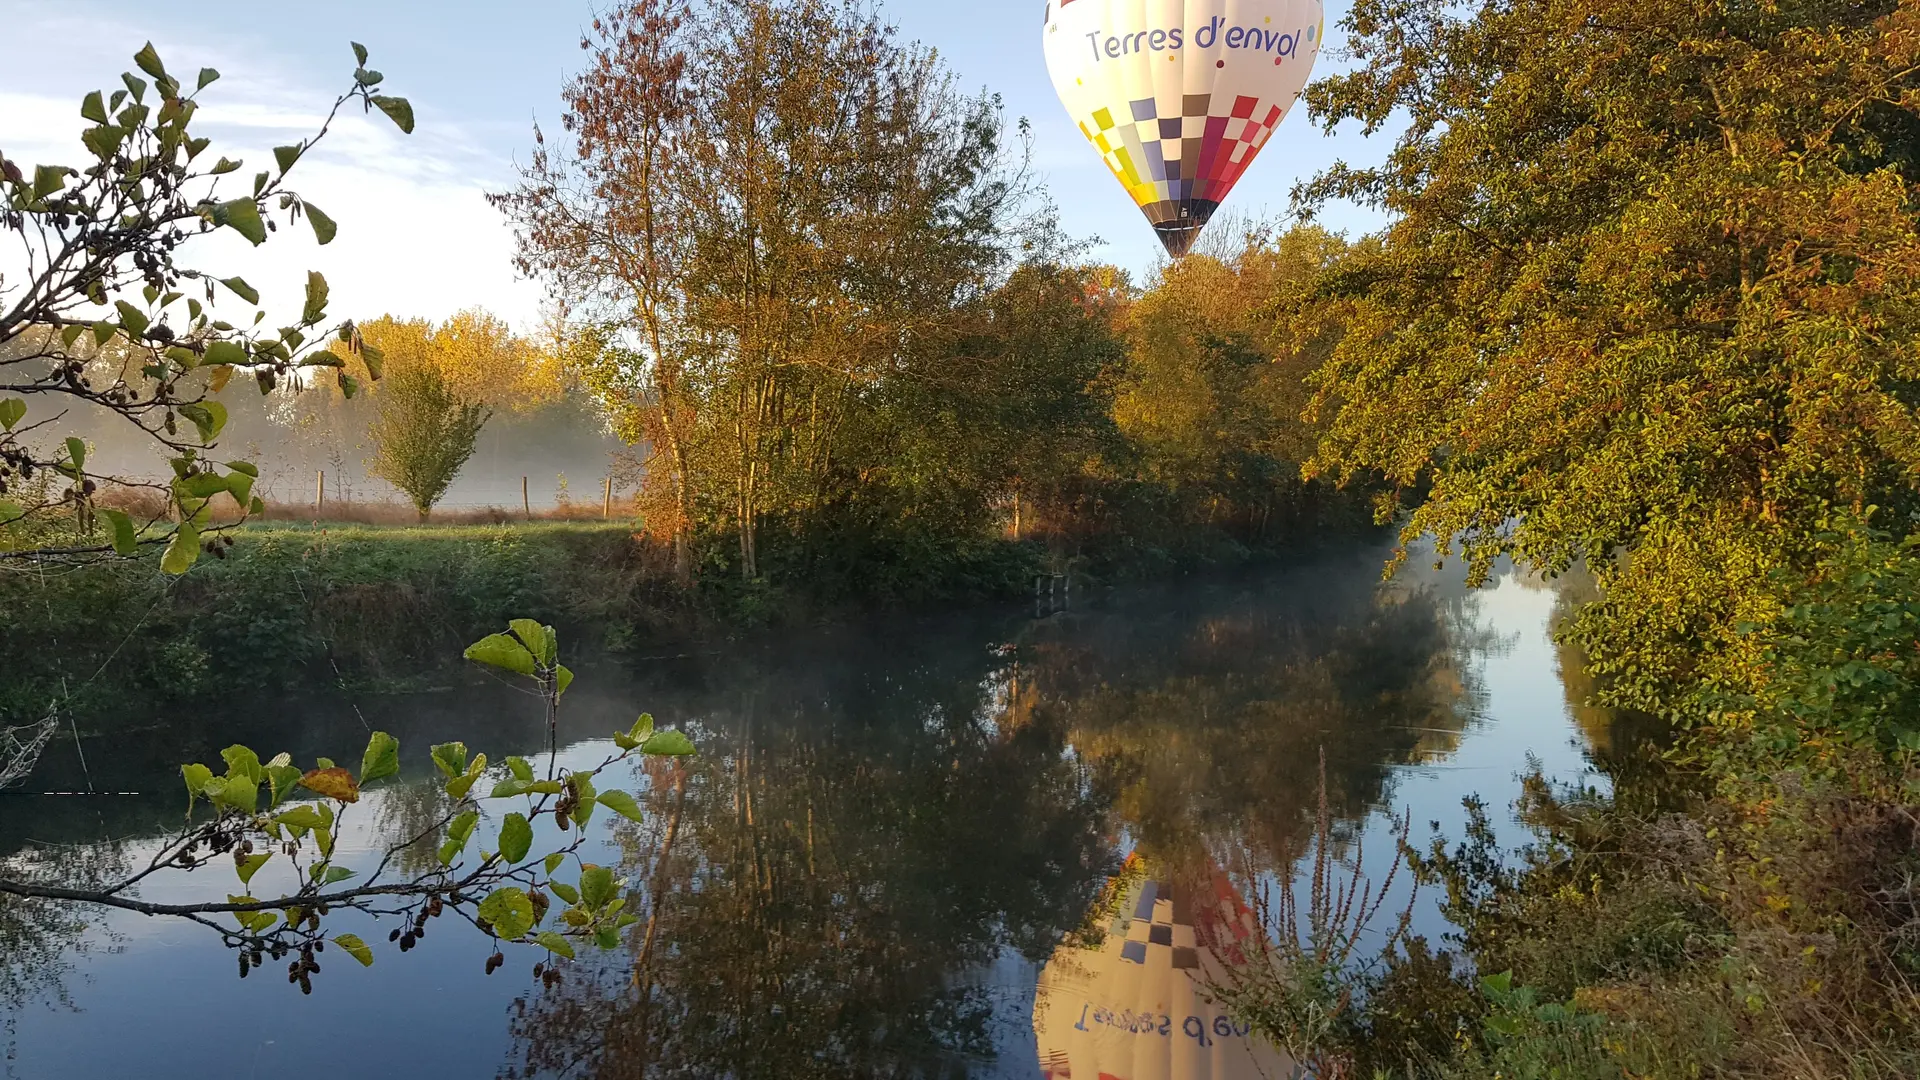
left=1042, top=0, right=1325, bottom=257
left=1032, top=853, right=1296, bottom=1080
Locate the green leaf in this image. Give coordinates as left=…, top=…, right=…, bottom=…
left=202, top=340, right=246, bottom=367
left=264, top=764, right=302, bottom=808
left=102, top=508, right=137, bottom=555
left=488, top=778, right=531, bottom=799
left=178, top=401, right=227, bottom=441
left=596, top=790, right=644, bottom=824
left=219, top=276, right=259, bottom=305
left=222, top=773, right=258, bottom=814
left=510, top=620, right=557, bottom=666
left=352, top=42, right=369, bottom=66
left=555, top=665, right=574, bottom=696
left=226, top=470, right=255, bottom=508
left=526, top=780, right=565, bottom=795
left=236, top=852, right=270, bottom=885
left=370, top=94, right=415, bottom=134
left=640, top=730, right=695, bottom=757
left=272, top=143, right=302, bottom=174
left=114, top=300, right=150, bottom=336
left=507, top=756, right=535, bottom=782
left=439, top=810, right=479, bottom=866
left=161, top=522, right=200, bottom=575
left=302, top=270, right=329, bottom=324
left=81, top=90, right=108, bottom=124
left=64, top=437, right=86, bottom=469
left=165, top=345, right=201, bottom=371
left=578, top=864, right=617, bottom=911
left=274, top=804, right=326, bottom=831
left=221, top=744, right=263, bottom=784
left=182, top=762, right=213, bottom=810
left=569, top=773, right=597, bottom=826
left=322, top=865, right=355, bottom=885
left=121, top=72, right=147, bottom=104
left=430, top=742, right=469, bottom=779
left=197, top=67, right=219, bottom=91
left=306, top=201, right=337, bottom=245
left=544, top=852, right=565, bottom=874
left=133, top=42, right=168, bottom=81
left=82, top=123, right=125, bottom=160
left=0, top=399, right=21, bottom=431
left=548, top=881, right=579, bottom=905
left=224, top=460, right=259, bottom=478
left=443, top=753, right=486, bottom=799
left=464, top=632, right=535, bottom=675
left=358, top=731, right=399, bottom=785
left=497, top=813, right=533, bottom=864
left=359, top=342, right=384, bottom=380
left=534, top=931, right=575, bottom=959
left=332, top=933, right=373, bottom=967
left=478, top=887, right=534, bottom=941
left=222, top=199, right=266, bottom=245
left=208, top=156, right=240, bottom=175
left=175, top=471, right=230, bottom=500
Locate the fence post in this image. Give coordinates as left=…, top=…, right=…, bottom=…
left=603, top=474, right=613, bottom=520
left=316, top=470, right=325, bottom=514
left=522, top=476, right=530, bottom=522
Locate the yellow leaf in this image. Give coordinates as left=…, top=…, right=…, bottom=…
left=298, top=767, right=360, bottom=803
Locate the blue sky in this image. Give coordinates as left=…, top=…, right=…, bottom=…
left=0, top=0, right=1392, bottom=331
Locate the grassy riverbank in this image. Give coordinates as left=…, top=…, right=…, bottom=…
left=0, top=512, right=1370, bottom=727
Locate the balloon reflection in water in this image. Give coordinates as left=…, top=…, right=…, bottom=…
left=1034, top=852, right=1295, bottom=1080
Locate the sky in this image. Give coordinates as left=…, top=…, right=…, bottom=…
left=0, top=0, right=1395, bottom=334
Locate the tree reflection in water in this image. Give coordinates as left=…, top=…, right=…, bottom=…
left=504, top=560, right=1479, bottom=1078
left=504, top=642, right=1115, bottom=1079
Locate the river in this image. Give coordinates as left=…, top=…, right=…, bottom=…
left=0, top=539, right=1625, bottom=1079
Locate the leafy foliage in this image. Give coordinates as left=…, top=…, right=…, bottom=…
left=367, top=360, right=490, bottom=517
left=0, top=41, right=412, bottom=567
left=0, top=622, right=696, bottom=991
left=1292, top=0, right=1920, bottom=766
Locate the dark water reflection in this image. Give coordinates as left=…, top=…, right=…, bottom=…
left=2, top=542, right=1608, bottom=1079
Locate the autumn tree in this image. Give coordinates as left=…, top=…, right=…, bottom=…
left=1116, top=223, right=1351, bottom=540
left=1293, top=0, right=1920, bottom=763
left=492, top=0, right=699, bottom=579
left=498, top=0, right=1032, bottom=580
left=368, top=360, right=490, bottom=518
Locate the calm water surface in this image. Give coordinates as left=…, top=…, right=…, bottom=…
left=2, top=541, right=1622, bottom=1078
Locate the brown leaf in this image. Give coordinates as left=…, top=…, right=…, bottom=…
left=298, top=767, right=360, bottom=803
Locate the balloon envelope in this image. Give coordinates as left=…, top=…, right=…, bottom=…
left=1042, top=0, right=1325, bottom=257
left=1032, top=854, right=1295, bottom=1080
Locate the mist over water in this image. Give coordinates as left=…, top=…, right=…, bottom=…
left=43, top=374, right=628, bottom=512
left=1, top=543, right=1615, bottom=1079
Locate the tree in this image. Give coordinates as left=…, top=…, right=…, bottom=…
left=498, top=0, right=1032, bottom=580
left=1116, top=223, right=1351, bottom=540
left=0, top=40, right=413, bottom=569
left=1292, top=0, right=1920, bottom=754
left=368, top=358, right=490, bottom=518
left=0, top=620, right=699, bottom=990
left=334, top=310, right=562, bottom=413
left=491, top=0, right=700, bottom=580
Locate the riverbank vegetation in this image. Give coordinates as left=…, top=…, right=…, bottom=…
left=1, top=1, right=1377, bottom=734
left=6, top=0, right=1919, bottom=1074
left=1211, top=0, right=1920, bottom=1075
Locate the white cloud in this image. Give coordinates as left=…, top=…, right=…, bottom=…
left=1, top=9, right=545, bottom=335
